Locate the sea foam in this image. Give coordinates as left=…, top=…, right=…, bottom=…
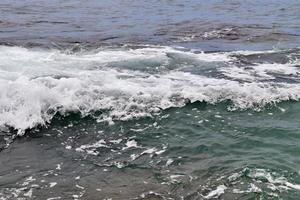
left=0, top=45, right=299, bottom=134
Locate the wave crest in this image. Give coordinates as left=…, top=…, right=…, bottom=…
left=0, top=45, right=299, bottom=134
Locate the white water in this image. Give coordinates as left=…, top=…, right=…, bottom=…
left=0, top=45, right=299, bottom=134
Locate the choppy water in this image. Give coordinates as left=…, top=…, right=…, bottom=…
left=0, top=1, right=300, bottom=200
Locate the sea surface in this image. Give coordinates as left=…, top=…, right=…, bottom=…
left=0, top=1, right=300, bottom=199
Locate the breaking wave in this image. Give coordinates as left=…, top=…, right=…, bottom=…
left=0, top=45, right=299, bottom=134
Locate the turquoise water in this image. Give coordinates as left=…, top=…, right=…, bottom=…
left=2, top=101, right=300, bottom=199
left=0, top=1, right=300, bottom=200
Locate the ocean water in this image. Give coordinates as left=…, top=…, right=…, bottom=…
left=0, top=1, right=300, bottom=200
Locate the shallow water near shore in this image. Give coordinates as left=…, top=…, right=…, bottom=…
left=0, top=1, right=300, bottom=199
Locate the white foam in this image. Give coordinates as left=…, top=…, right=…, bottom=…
left=250, top=168, right=300, bottom=191
left=230, top=48, right=299, bottom=56
left=75, top=139, right=107, bottom=155
left=49, top=182, right=57, bottom=188
left=221, top=61, right=300, bottom=81
left=47, top=197, right=62, bottom=200
left=122, top=140, right=138, bottom=150
left=0, top=45, right=299, bottom=134
left=229, top=168, right=300, bottom=195
left=23, top=188, right=33, bottom=198
left=204, top=185, right=227, bottom=199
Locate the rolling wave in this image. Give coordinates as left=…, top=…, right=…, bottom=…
left=0, top=45, right=299, bottom=134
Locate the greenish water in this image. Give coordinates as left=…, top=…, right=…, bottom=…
left=1, top=101, right=300, bottom=199
left=0, top=44, right=300, bottom=199
left=1, top=1, right=300, bottom=199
